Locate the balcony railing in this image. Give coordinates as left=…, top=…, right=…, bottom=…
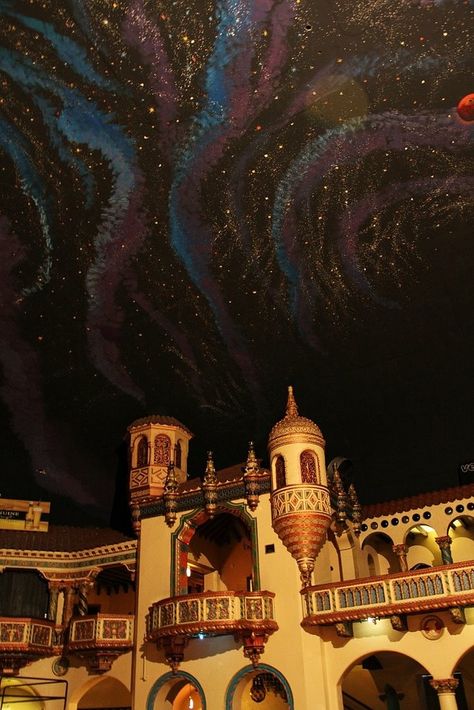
left=147, top=590, right=277, bottom=640
left=0, top=617, right=57, bottom=674
left=301, top=560, right=474, bottom=626
left=147, top=590, right=278, bottom=669
left=68, top=613, right=134, bottom=673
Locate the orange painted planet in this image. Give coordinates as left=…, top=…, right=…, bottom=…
left=457, top=93, right=474, bottom=122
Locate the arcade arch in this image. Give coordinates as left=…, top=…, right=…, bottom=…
left=404, top=524, right=441, bottom=569
left=448, top=515, right=474, bottom=562
left=361, top=533, right=397, bottom=575
left=69, top=676, right=131, bottom=710
left=339, top=651, right=430, bottom=709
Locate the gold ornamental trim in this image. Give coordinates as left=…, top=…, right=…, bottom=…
left=271, top=485, right=331, bottom=518
left=268, top=429, right=324, bottom=452
left=150, top=618, right=278, bottom=640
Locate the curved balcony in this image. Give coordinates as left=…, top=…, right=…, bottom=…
left=147, top=591, right=278, bottom=669
left=301, top=560, right=474, bottom=628
left=0, top=617, right=56, bottom=675
left=68, top=613, right=134, bottom=673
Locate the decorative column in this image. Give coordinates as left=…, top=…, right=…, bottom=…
left=392, top=544, right=409, bottom=572
left=435, top=536, right=453, bottom=565
left=47, top=582, right=61, bottom=623
left=429, top=679, right=459, bottom=710
left=77, top=582, right=90, bottom=616
left=62, top=586, right=76, bottom=627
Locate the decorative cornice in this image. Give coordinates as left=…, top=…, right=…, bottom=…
left=0, top=544, right=136, bottom=578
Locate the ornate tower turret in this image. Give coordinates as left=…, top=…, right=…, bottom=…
left=269, top=387, right=331, bottom=587
left=127, top=415, right=193, bottom=503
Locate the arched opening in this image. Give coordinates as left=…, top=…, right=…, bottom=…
left=361, top=533, right=397, bottom=575
left=173, top=505, right=259, bottom=596
left=226, top=664, right=294, bottom=710
left=274, top=456, right=286, bottom=489
left=175, top=440, right=182, bottom=469
left=340, top=651, right=430, bottom=709
left=147, top=671, right=205, bottom=710
left=136, top=435, right=149, bottom=467
left=404, top=524, right=441, bottom=569
left=82, top=564, right=135, bottom=615
left=75, top=676, right=132, bottom=709
left=448, top=515, right=474, bottom=562
left=0, top=569, right=48, bottom=619
left=0, top=678, right=44, bottom=710
left=154, top=434, right=171, bottom=465
left=187, top=513, right=253, bottom=593
left=300, top=450, right=319, bottom=484
left=452, top=645, right=474, bottom=707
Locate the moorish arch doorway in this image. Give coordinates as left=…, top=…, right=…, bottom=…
left=147, top=671, right=205, bottom=710
left=226, top=664, right=294, bottom=710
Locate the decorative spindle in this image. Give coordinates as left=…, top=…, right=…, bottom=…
left=202, top=451, right=218, bottom=518
left=348, top=483, right=362, bottom=536
left=243, top=441, right=260, bottom=511
left=164, top=462, right=179, bottom=527
left=333, top=469, right=347, bottom=525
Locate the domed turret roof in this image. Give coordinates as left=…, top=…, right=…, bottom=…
left=127, top=414, right=192, bottom=436
left=268, top=386, right=325, bottom=449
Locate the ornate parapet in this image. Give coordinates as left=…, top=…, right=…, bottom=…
left=147, top=591, right=278, bottom=668
left=301, top=560, right=474, bottom=628
left=68, top=613, right=134, bottom=673
left=0, top=617, right=56, bottom=675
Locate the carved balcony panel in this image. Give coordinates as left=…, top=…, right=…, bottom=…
left=147, top=591, right=278, bottom=668
left=301, top=560, right=474, bottom=628
left=0, top=617, right=56, bottom=675
left=68, top=613, right=134, bottom=673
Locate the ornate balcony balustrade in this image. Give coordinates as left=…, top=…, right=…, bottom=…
left=0, top=617, right=57, bottom=675
left=68, top=613, right=134, bottom=673
left=147, top=590, right=278, bottom=669
left=301, top=560, right=474, bottom=627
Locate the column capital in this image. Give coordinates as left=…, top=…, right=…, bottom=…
left=429, top=678, right=459, bottom=694
left=392, top=544, right=408, bottom=555
left=435, top=535, right=452, bottom=549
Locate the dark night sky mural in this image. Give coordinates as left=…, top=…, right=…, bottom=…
left=0, top=0, right=473, bottom=526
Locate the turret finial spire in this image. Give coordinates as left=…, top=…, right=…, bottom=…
left=285, top=385, right=299, bottom=418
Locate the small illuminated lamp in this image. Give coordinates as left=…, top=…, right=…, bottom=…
left=186, top=565, right=192, bottom=577
left=188, top=697, right=194, bottom=709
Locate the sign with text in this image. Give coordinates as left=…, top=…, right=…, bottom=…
left=0, top=498, right=50, bottom=532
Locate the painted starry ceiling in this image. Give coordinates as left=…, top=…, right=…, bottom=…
left=0, top=0, right=473, bottom=525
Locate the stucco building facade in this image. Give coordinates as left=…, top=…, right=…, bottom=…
left=1, top=388, right=474, bottom=709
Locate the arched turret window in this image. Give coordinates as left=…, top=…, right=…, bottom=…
left=136, top=436, right=149, bottom=467
left=300, top=450, right=318, bottom=484
left=275, top=456, right=286, bottom=489
left=175, top=441, right=182, bottom=469
left=154, top=434, right=171, bottom=465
